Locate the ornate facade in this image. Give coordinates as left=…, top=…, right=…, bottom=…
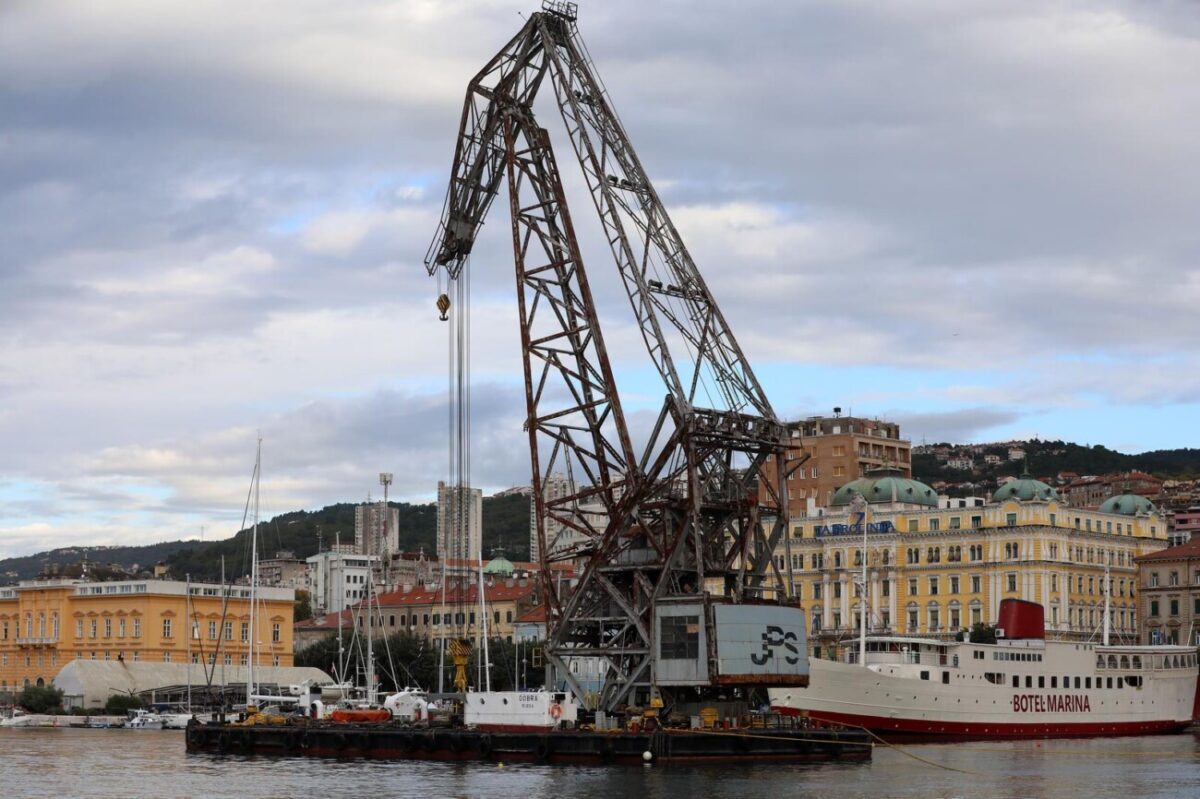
left=0, top=578, right=295, bottom=695
left=773, top=495, right=1169, bottom=652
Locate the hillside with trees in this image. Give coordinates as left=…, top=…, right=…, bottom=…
left=913, top=440, right=1200, bottom=490
left=0, top=494, right=532, bottom=586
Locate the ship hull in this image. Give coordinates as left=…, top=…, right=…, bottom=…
left=771, top=641, right=1198, bottom=742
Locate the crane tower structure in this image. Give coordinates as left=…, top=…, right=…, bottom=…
left=426, top=1, right=805, bottom=713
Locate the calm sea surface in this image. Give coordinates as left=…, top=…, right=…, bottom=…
left=2, top=727, right=1198, bottom=799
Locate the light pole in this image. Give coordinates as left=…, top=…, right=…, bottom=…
left=378, top=473, right=393, bottom=559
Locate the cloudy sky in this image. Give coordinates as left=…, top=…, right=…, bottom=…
left=2, top=0, right=1198, bottom=559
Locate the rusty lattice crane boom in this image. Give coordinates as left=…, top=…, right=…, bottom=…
left=426, top=2, right=801, bottom=712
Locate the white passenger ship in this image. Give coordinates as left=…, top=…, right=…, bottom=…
left=770, top=599, right=1199, bottom=739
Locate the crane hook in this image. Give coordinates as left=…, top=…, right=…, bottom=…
left=436, top=293, right=451, bottom=321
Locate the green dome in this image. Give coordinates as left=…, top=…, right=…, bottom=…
left=1098, top=494, right=1155, bottom=516
left=830, top=469, right=938, bottom=507
left=482, top=556, right=515, bottom=576
left=992, top=474, right=1057, bottom=502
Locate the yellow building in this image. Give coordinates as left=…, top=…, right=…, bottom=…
left=0, top=578, right=295, bottom=694
left=771, top=475, right=1171, bottom=651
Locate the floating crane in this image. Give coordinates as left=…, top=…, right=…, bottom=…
left=426, top=1, right=804, bottom=715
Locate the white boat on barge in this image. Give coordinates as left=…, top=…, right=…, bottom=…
left=771, top=599, right=1199, bottom=739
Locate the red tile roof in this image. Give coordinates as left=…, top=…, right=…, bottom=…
left=374, top=580, right=536, bottom=608
left=1134, top=538, right=1200, bottom=562
left=295, top=609, right=352, bottom=631
left=514, top=605, right=548, bottom=624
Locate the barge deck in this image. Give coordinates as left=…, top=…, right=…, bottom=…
left=184, top=720, right=872, bottom=765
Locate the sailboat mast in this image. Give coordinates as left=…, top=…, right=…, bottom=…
left=1102, top=563, right=1111, bottom=646
left=859, top=521, right=867, bottom=667
left=186, top=573, right=192, bottom=711
left=366, top=554, right=376, bottom=705
left=248, top=437, right=261, bottom=703
left=477, top=543, right=490, bottom=691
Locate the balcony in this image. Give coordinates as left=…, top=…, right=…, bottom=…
left=15, top=637, right=58, bottom=647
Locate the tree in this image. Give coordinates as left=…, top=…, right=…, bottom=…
left=294, top=590, right=313, bottom=622
left=104, top=693, right=144, bottom=714
left=968, top=622, right=998, bottom=644
left=17, top=684, right=64, bottom=714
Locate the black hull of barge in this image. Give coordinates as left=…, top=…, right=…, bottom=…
left=184, top=722, right=871, bottom=765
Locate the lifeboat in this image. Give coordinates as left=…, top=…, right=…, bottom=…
left=330, top=708, right=392, bottom=723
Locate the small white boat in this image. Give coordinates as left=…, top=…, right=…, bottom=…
left=125, top=709, right=165, bottom=730
left=0, top=710, right=37, bottom=728
left=159, top=712, right=194, bottom=730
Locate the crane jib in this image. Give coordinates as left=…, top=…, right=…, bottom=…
left=423, top=2, right=798, bottom=714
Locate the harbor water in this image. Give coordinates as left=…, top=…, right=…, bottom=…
left=2, top=727, right=1198, bottom=798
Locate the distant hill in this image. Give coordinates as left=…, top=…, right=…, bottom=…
left=0, top=541, right=206, bottom=583
left=913, top=440, right=1200, bottom=489
left=0, top=494, right=532, bottom=586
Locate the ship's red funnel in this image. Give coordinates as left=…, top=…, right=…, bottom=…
left=997, top=599, right=1044, bottom=640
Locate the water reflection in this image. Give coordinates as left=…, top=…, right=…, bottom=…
left=1, top=728, right=1197, bottom=799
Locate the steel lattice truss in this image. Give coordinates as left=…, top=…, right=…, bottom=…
left=426, top=2, right=795, bottom=710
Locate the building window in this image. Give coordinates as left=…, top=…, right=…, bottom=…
left=133, top=618, right=141, bottom=638
left=272, top=623, right=281, bottom=643
left=929, top=518, right=940, bottom=532
left=833, top=582, right=842, bottom=599
left=907, top=548, right=919, bottom=565
left=241, top=622, right=249, bottom=642
left=117, top=618, right=125, bottom=638
left=949, top=517, right=961, bottom=530
left=162, top=619, right=173, bottom=638
left=971, top=516, right=982, bottom=529
left=971, top=575, right=981, bottom=593
left=1169, top=571, right=1179, bottom=586
left=163, top=652, right=172, bottom=663
left=90, top=619, right=97, bottom=638
left=660, top=615, right=700, bottom=660
left=908, top=578, right=918, bottom=595
left=950, top=576, right=960, bottom=594
left=1051, top=574, right=1058, bottom=592
left=881, top=579, right=890, bottom=597
left=908, top=519, right=918, bottom=533
left=208, top=621, right=217, bottom=639
left=75, top=620, right=83, bottom=638
left=1170, top=599, right=1179, bottom=616
left=929, top=577, right=939, bottom=596
left=1006, top=573, right=1017, bottom=592
left=1150, top=573, right=1159, bottom=588
left=224, top=621, right=233, bottom=641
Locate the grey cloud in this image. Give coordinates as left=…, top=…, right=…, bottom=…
left=885, top=408, right=1025, bottom=445
left=2, top=0, right=1199, bottom=557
